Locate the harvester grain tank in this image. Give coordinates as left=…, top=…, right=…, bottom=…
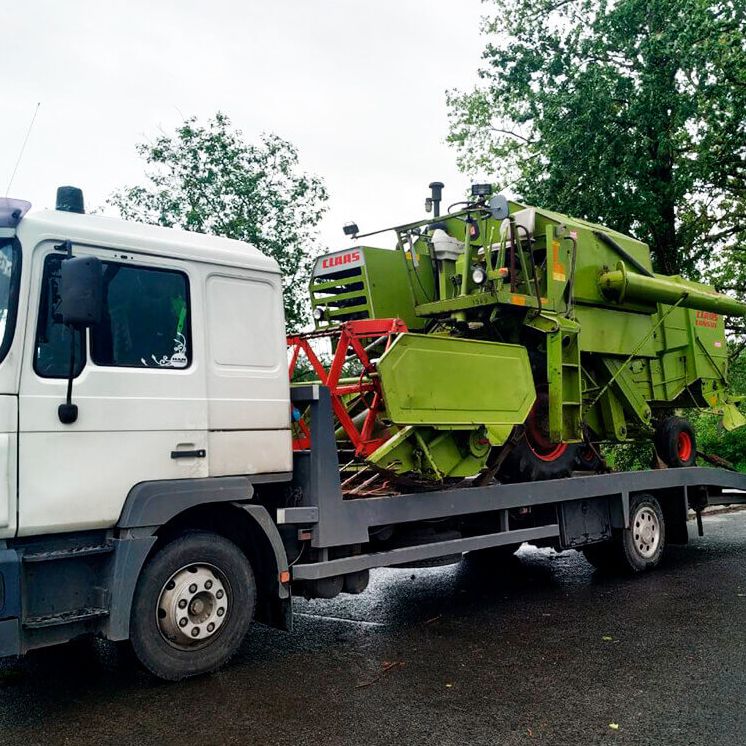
left=292, top=183, right=746, bottom=486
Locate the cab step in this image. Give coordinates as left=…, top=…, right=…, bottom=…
left=22, top=543, right=114, bottom=563
left=23, top=607, right=109, bottom=629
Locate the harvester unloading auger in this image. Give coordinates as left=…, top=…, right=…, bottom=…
left=289, top=183, right=746, bottom=488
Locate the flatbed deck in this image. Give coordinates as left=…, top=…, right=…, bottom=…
left=283, top=385, right=746, bottom=581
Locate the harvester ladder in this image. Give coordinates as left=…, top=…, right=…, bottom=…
left=548, top=320, right=582, bottom=443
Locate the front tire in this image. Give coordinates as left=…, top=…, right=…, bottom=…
left=130, top=532, right=256, bottom=681
left=499, top=386, right=582, bottom=481
left=500, top=435, right=582, bottom=481
left=582, top=493, right=666, bottom=574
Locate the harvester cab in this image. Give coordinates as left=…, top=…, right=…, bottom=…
left=292, top=182, right=746, bottom=489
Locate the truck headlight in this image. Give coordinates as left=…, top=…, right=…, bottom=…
left=471, top=266, right=487, bottom=285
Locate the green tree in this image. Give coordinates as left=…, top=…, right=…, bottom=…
left=110, top=113, right=328, bottom=331
left=447, top=0, right=746, bottom=335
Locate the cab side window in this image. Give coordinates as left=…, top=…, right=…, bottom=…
left=34, top=255, right=191, bottom=377
left=91, top=264, right=191, bottom=369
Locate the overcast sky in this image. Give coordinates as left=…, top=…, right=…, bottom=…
left=3, top=0, right=487, bottom=252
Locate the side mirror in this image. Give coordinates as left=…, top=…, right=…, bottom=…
left=60, top=256, right=103, bottom=327
left=57, top=255, right=102, bottom=425
left=488, top=194, right=510, bottom=221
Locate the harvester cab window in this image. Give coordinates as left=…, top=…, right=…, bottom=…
left=91, top=264, right=191, bottom=369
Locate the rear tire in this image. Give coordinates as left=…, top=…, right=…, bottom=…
left=130, top=532, right=256, bottom=681
left=654, top=416, right=696, bottom=468
left=582, top=493, right=666, bottom=574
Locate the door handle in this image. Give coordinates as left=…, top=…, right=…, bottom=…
left=171, top=449, right=206, bottom=459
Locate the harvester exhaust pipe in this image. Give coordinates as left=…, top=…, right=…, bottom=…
left=427, top=182, right=444, bottom=218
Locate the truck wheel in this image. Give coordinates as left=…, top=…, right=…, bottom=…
left=582, top=493, right=666, bottom=573
left=655, top=416, right=696, bottom=468
left=130, top=532, right=256, bottom=681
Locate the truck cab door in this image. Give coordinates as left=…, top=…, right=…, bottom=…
left=18, top=243, right=208, bottom=536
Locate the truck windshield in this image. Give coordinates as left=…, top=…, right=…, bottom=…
left=0, top=238, right=21, bottom=366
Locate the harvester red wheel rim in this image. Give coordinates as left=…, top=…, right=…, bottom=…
left=527, top=439, right=569, bottom=462
left=677, top=432, right=693, bottom=462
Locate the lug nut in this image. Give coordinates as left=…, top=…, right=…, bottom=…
left=178, top=599, right=187, bottom=609
left=217, top=607, right=225, bottom=617
left=191, top=627, right=200, bottom=637
left=189, top=583, right=198, bottom=594
left=216, top=589, right=224, bottom=599
left=207, top=623, right=215, bottom=632
left=179, top=618, right=188, bottom=628
left=205, top=580, right=213, bottom=590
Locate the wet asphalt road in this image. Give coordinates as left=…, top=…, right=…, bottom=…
left=2, top=511, right=746, bottom=745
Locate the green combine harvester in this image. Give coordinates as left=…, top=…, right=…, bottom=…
left=291, top=183, right=746, bottom=486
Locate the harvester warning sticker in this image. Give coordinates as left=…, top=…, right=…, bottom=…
left=551, top=241, right=566, bottom=282
left=695, top=310, right=718, bottom=328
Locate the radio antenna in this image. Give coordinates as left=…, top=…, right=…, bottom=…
left=5, top=102, right=41, bottom=197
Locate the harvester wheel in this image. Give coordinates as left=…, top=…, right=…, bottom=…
left=582, top=493, right=666, bottom=574
left=500, top=436, right=581, bottom=481
left=499, top=387, right=582, bottom=481
left=654, top=416, right=697, bottom=468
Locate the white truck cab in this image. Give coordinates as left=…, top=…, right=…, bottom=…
left=0, top=191, right=296, bottom=679
left=1, top=194, right=291, bottom=538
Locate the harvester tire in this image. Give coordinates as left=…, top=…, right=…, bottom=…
left=655, top=416, right=697, bottom=468
left=500, top=386, right=583, bottom=481
left=582, top=493, right=666, bottom=574
left=500, top=436, right=582, bottom=482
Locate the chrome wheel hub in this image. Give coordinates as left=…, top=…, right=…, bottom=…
left=632, top=506, right=660, bottom=559
left=157, top=563, right=230, bottom=649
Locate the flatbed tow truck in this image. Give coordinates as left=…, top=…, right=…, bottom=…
left=0, top=190, right=744, bottom=680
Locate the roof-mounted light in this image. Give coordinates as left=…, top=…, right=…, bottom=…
left=56, top=186, right=85, bottom=214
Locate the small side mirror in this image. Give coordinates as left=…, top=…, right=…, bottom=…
left=60, top=256, right=103, bottom=327
left=488, top=194, right=510, bottom=221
